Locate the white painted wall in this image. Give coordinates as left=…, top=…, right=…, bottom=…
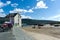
left=14, top=13, right=21, bottom=27
left=19, top=14, right=21, bottom=27
left=14, top=14, right=19, bottom=24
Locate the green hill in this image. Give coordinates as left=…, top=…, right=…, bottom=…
left=22, top=19, right=60, bottom=25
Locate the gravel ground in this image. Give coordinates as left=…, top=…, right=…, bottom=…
left=25, top=31, right=60, bottom=40
left=23, top=27, right=60, bottom=39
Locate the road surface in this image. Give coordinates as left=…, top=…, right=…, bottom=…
left=0, top=26, right=35, bottom=40
left=0, top=30, right=15, bottom=40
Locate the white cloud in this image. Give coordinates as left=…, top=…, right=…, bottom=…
left=21, top=15, right=32, bottom=19
left=0, top=1, right=11, bottom=8
left=27, top=9, right=33, bottom=13
left=6, top=1, right=11, bottom=4
left=0, top=9, right=4, bottom=12
left=11, top=3, right=18, bottom=7
left=51, top=0, right=55, bottom=1
left=0, top=13, right=6, bottom=17
left=0, top=2, right=5, bottom=8
left=9, top=8, right=34, bottom=13
left=9, top=11, right=17, bottom=13
left=46, top=14, right=60, bottom=21
left=48, top=15, right=60, bottom=19
left=9, top=8, right=26, bottom=13
left=0, top=9, right=6, bottom=17
left=35, top=1, right=48, bottom=9
left=36, top=0, right=40, bottom=1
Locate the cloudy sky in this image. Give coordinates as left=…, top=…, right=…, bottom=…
left=0, top=0, right=60, bottom=21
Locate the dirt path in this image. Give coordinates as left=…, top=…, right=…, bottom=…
left=23, top=30, right=60, bottom=40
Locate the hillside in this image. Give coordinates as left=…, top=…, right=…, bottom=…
left=22, top=19, right=60, bottom=25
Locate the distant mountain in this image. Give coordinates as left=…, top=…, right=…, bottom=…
left=22, top=19, right=60, bottom=25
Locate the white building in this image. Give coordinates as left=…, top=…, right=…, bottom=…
left=5, top=13, right=21, bottom=27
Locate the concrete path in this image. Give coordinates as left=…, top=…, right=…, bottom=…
left=12, top=26, right=35, bottom=40
left=0, top=31, right=16, bottom=40
left=0, top=26, right=35, bottom=40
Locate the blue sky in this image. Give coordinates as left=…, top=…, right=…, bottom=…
left=0, top=0, right=60, bottom=21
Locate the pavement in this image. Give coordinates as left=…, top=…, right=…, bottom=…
left=12, top=26, right=35, bottom=40
left=0, top=31, right=16, bottom=40
left=0, top=26, right=35, bottom=40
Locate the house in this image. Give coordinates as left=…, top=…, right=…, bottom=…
left=0, top=13, right=21, bottom=27
left=5, top=13, right=21, bottom=27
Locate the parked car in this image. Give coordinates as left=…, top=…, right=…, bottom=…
left=1, top=22, right=13, bottom=31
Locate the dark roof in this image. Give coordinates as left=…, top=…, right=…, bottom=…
left=5, top=13, right=18, bottom=18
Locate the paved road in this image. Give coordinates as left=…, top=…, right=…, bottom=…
left=0, top=26, right=35, bottom=40
left=0, top=31, right=16, bottom=40
left=12, top=26, right=35, bottom=40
